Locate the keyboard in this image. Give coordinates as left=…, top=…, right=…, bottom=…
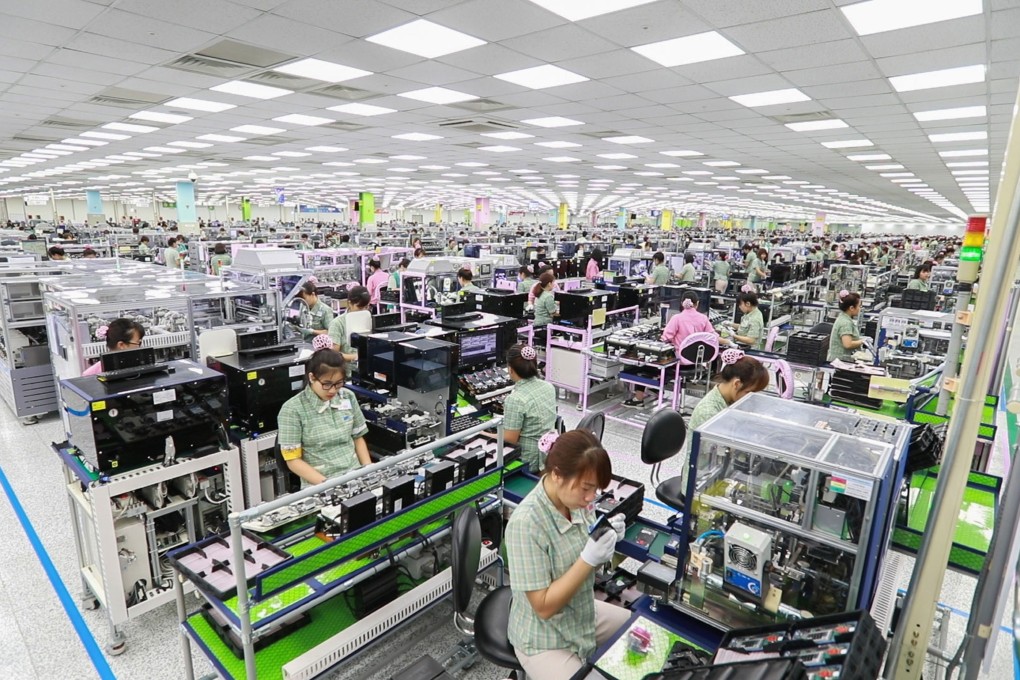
left=97, top=363, right=172, bottom=382
left=238, top=342, right=300, bottom=356
left=444, top=312, right=483, bottom=322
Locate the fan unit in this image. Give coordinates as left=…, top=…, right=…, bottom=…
left=724, top=522, right=771, bottom=601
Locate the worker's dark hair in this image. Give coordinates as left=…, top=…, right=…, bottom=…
left=368, top=258, right=381, bottom=271
left=414, top=248, right=426, bottom=258
left=105, top=318, right=145, bottom=350
left=518, top=265, right=532, bottom=277
left=914, top=263, right=932, bottom=279
left=140, top=235, right=150, bottom=243
left=838, top=292, right=862, bottom=312
left=542, top=430, right=612, bottom=490
left=681, top=291, right=701, bottom=308
left=398, top=258, right=411, bottom=269
left=652, top=251, right=665, bottom=264
left=590, top=248, right=604, bottom=261
left=47, top=246, right=64, bottom=257
left=716, top=356, right=769, bottom=392
left=506, top=343, right=539, bottom=379
left=457, top=268, right=473, bottom=281
left=347, top=285, right=371, bottom=309
left=736, top=291, right=758, bottom=307
left=306, top=348, right=347, bottom=382
left=298, top=281, right=318, bottom=298
left=167, top=237, right=177, bottom=246
left=684, top=252, right=695, bottom=264
left=213, top=243, right=226, bottom=254
left=531, top=271, right=555, bottom=299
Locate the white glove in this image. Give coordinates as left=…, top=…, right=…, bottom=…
left=609, top=514, right=627, bottom=542
left=862, top=337, right=875, bottom=354
left=580, top=529, right=617, bottom=567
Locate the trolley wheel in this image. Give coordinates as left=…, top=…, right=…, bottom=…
left=81, top=597, right=100, bottom=611
left=107, top=640, right=127, bottom=656
left=20, top=416, right=39, bottom=426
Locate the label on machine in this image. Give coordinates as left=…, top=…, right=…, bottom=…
left=156, top=410, right=174, bottom=422
left=828, top=474, right=873, bottom=501
left=289, top=365, right=304, bottom=378
left=153, top=389, right=176, bottom=405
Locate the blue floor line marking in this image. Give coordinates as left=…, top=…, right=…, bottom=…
left=897, top=589, right=1012, bottom=636
left=0, top=463, right=116, bottom=680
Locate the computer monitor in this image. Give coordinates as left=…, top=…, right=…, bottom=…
left=464, top=244, right=481, bottom=258
left=372, top=312, right=403, bottom=330
left=458, top=329, right=499, bottom=369
left=21, top=240, right=48, bottom=259
left=101, top=347, right=156, bottom=372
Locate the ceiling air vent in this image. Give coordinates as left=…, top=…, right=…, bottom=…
left=247, top=71, right=321, bottom=91
left=449, top=99, right=511, bottom=114
left=195, top=40, right=292, bottom=68
left=768, top=110, right=838, bottom=124
left=578, top=130, right=625, bottom=140
left=323, top=121, right=368, bottom=133
left=166, top=54, right=253, bottom=78
left=13, top=134, right=61, bottom=144
left=40, top=116, right=99, bottom=130
left=438, top=118, right=518, bottom=134
left=308, top=84, right=377, bottom=102
left=88, top=87, right=171, bottom=109
left=239, top=136, right=301, bottom=147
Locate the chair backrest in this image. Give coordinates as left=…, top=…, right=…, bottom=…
left=344, top=310, right=373, bottom=345
left=450, top=506, right=482, bottom=617
left=810, top=321, right=833, bottom=335
left=575, top=411, right=605, bottom=441
left=555, top=415, right=566, bottom=434
left=678, top=331, right=719, bottom=366
left=640, top=408, right=687, bottom=465
left=773, top=359, right=795, bottom=399
left=764, top=325, right=780, bottom=352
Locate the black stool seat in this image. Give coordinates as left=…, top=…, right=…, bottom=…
left=655, top=476, right=686, bottom=512
left=473, top=586, right=522, bottom=670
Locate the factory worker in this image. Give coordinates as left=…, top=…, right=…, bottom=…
left=677, top=252, right=698, bottom=282
left=627, top=291, right=714, bottom=407
left=500, top=344, right=558, bottom=470
left=137, top=236, right=151, bottom=257
left=531, top=272, right=557, bottom=327
left=907, top=264, right=932, bottom=292
left=457, top=268, right=483, bottom=295
left=517, top=265, right=535, bottom=293
left=82, top=319, right=146, bottom=376
left=209, top=242, right=232, bottom=275
left=365, top=259, right=389, bottom=305
left=296, top=281, right=334, bottom=339
left=164, top=237, right=180, bottom=268
left=48, top=246, right=66, bottom=261
left=645, top=251, right=671, bottom=285
left=711, top=253, right=730, bottom=294
left=277, top=335, right=370, bottom=486
left=585, top=249, right=603, bottom=281
left=683, top=350, right=769, bottom=485
left=827, top=291, right=864, bottom=363
left=505, top=429, right=630, bottom=680
left=388, top=258, right=410, bottom=293
left=722, top=288, right=765, bottom=347
left=746, top=248, right=769, bottom=288
left=327, top=285, right=371, bottom=365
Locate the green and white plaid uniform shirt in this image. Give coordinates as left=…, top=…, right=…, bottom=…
left=827, top=312, right=860, bottom=362
left=503, top=377, right=557, bottom=470
left=277, top=386, right=367, bottom=486
left=533, top=291, right=556, bottom=327
left=684, top=386, right=729, bottom=489
left=299, top=300, right=335, bottom=339
left=506, top=478, right=597, bottom=658
left=737, top=307, right=765, bottom=345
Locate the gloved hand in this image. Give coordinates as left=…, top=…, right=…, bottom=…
left=608, top=514, right=627, bottom=542
left=861, top=337, right=875, bottom=354
left=580, top=529, right=617, bottom=567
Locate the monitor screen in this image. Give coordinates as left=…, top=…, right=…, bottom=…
left=21, top=240, right=48, bottom=258
left=459, top=329, right=498, bottom=368
left=101, top=347, right=155, bottom=372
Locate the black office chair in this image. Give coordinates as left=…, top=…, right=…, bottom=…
left=574, top=411, right=605, bottom=441
left=810, top=321, right=833, bottom=335
left=554, top=415, right=566, bottom=435
left=639, top=409, right=688, bottom=513
left=450, top=506, right=525, bottom=677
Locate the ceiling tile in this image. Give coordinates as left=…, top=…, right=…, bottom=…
left=556, top=50, right=659, bottom=80
left=785, top=61, right=884, bottom=88
left=702, top=73, right=796, bottom=97
left=501, top=24, right=619, bottom=62
left=428, top=0, right=564, bottom=42
left=861, top=15, right=986, bottom=59
left=228, top=14, right=354, bottom=55
left=575, top=3, right=712, bottom=47
left=726, top=10, right=854, bottom=52
left=272, top=0, right=416, bottom=38
left=672, top=55, right=775, bottom=84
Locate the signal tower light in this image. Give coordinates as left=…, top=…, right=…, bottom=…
left=959, top=215, right=986, bottom=283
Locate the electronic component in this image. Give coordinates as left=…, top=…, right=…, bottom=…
left=209, top=349, right=307, bottom=435
left=443, top=447, right=484, bottom=483
left=62, top=359, right=229, bottom=474
left=382, top=475, right=416, bottom=515
left=636, top=560, right=675, bottom=604
left=338, top=491, right=377, bottom=534
left=724, top=522, right=772, bottom=602
left=424, top=460, right=456, bottom=496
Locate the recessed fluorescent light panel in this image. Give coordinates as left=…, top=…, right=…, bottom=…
left=366, top=19, right=485, bottom=58
left=913, top=105, right=986, bottom=122
left=478, top=146, right=521, bottom=152
left=730, top=89, right=810, bottom=107
left=197, top=134, right=245, bottom=142
left=103, top=122, right=158, bottom=133
left=928, top=131, right=987, bottom=142
left=604, top=136, right=653, bottom=144
left=307, top=146, right=348, bottom=153
left=521, top=117, right=585, bottom=129
left=328, top=103, right=396, bottom=117
left=889, top=64, right=985, bottom=92
left=165, top=97, right=236, bottom=113
left=526, top=0, right=658, bottom=21
left=631, top=30, right=744, bottom=67
left=130, top=111, right=192, bottom=124
left=495, top=64, right=588, bottom=89
left=273, top=58, right=371, bottom=83
left=660, top=150, right=703, bottom=157
left=841, top=0, right=982, bottom=36
left=82, top=131, right=131, bottom=140
left=167, top=141, right=212, bottom=149
left=535, top=141, right=582, bottom=148
left=939, top=149, right=988, bottom=157
left=847, top=153, right=891, bottom=161
left=398, top=87, right=478, bottom=104
left=392, top=133, right=444, bottom=141
left=544, top=157, right=581, bottom=163
left=480, top=131, right=534, bottom=140
left=822, top=139, right=874, bottom=148
left=703, top=160, right=741, bottom=167
left=273, top=114, right=334, bottom=126
left=785, top=119, right=849, bottom=132
left=210, top=80, right=293, bottom=99
left=230, top=125, right=286, bottom=135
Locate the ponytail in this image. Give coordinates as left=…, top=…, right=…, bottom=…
left=531, top=271, right=554, bottom=300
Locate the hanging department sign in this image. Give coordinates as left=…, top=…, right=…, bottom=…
left=275, top=187, right=285, bottom=204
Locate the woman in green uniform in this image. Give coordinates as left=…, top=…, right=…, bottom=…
left=277, top=336, right=370, bottom=486
left=505, top=430, right=630, bottom=680
left=501, top=344, right=557, bottom=470
left=532, top=272, right=557, bottom=327
left=296, top=281, right=334, bottom=339
left=907, top=264, right=932, bottom=291
left=209, top=243, right=232, bottom=275
left=327, top=285, right=371, bottom=363
left=678, top=252, right=697, bottom=282
left=388, top=258, right=410, bottom=294
left=645, top=251, right=671, bottom=286
left=724, top=289, right=765, bottom=346
left=746, top=248, right=768, bottom=288
left=827, top=291, right=864, bottom=362
left=517, top=265, right=535, bottom=293
left=712, top=253, right=730, bottom=293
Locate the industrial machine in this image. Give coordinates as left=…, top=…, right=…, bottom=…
left=674, top=393, right=910, bottom=631
left=208, top=346, right=311, bottom=436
